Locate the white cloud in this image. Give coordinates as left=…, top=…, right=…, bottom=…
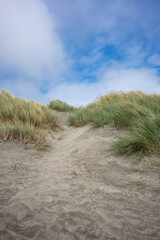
left=48, top=81, right=104, bottom=106
left=47, top=67, right=160, bottom=106
left=0, top=0, right=67, bottom=80
left=102, top=68, right=160, bottom=93
left=3, top=66, right=160, bottom=107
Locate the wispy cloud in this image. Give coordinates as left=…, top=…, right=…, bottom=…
left=148, top=54, right=160, bottom=67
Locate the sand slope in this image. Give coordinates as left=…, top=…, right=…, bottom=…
left=0, top=111, right=160, bottom=240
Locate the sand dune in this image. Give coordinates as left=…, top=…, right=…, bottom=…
left=0, top=112, right=160, bottom=240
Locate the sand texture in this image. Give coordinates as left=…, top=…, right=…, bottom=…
left=0, top=111, right=160, bottom=240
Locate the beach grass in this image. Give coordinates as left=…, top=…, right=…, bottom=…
left=49, top=100, right=76, bottom=112
left=68, top=91, right=160, bottom=157
left=2, top=89, right=160, bottom=156
left=68, top=104, right=95, bottom=127
left=0, top=90, right=59, bottom=149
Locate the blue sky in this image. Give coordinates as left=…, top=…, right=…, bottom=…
left=0, top=0, right=160, bottom=106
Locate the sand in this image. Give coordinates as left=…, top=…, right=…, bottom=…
left=0, top=111, right=160, bottom=240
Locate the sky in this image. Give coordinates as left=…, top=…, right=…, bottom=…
left=0, top=0, right=160, bottom=106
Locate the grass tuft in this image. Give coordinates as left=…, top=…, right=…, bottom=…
left=49, top=100, right=76, bottom=112
left=68, top=106, right=92, bottom=127
left=0, top=90, right=59, bottom=149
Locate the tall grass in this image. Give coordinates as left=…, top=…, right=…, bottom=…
left=68, top=103, right=95, bottom=127
left=68, top=91, right=160, bottom=157
left=0, top=90, right=59, bottom=149
left=49, top=100, right=76, bottom=112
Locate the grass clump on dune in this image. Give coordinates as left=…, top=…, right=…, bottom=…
left=69, top=91, right=160, bottom=158
left=0, top=90, right=59, bottom=149
left=68, top=103, right=95, bottom=127
left=112, top=116, right=160, bottom=157
left=49, top=100, right=76, bottom=112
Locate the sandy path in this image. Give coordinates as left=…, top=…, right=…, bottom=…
left=0, top=111, right=160, bottom=240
